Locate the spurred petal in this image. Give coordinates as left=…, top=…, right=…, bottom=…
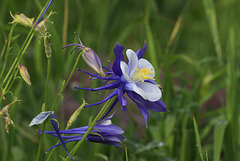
left=134, top=82, right=161, bottom=101
left=120, top=61, right=130, bottom=81
left=132, top=83, right=146, bottom=99
left=126, top=49, right=138, bottom=77
left=113, top=43, right=125, bottom=76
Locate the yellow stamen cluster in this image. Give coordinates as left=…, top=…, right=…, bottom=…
left=132, top=67, right=153, bottom=82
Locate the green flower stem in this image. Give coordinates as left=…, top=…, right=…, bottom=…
left=35, top=121, right=47, bottom=161
left=45, top=57, right=51, bottom=108
left=125, top=143, right=129, bottom=161
left=6, top=68, right=19, bottom=92
left=65, top=97, right=115, bottom=160
left=36, top=52, right=83, bottom=161
left=35, top=55, right=51, bottom=161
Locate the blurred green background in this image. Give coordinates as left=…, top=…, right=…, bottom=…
left=0, top=0, right=239, bottom=160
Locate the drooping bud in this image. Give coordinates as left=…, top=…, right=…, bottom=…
left=67, top=99, right=87, bottom=128
left=18, top=65, right=31, bottom=86
left=10, top=11, right=34, bottom=27
left=81, top=46, right=105, bottom=77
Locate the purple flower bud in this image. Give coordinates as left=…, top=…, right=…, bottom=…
left=64, top=38, right=105, bottom=77
left=81, top=46, right=105, bottom=77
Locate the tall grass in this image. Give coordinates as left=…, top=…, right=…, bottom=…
left=0, top=0, right=239, bottom=160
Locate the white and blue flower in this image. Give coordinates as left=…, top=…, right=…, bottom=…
left=74, top=42, right=167, bottom=125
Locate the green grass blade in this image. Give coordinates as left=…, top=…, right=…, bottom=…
left=201, top=0, right=223, bottom=65
left=214, top=119, right=228, bottom=161
left=224, top=27, right=239, bottom=161
left=144, top=0, right=157, bottom=69
left=193, top=114, right=205, bottom=161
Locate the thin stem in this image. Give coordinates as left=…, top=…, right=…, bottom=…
left=62, top=0, right=69, bottom=48
left=36, top=56, right=51, bottom=161
left=6, top=68, right=19, bottom=92
left=45, top=57, right=51, bottom=107
left=125, top=143, right=129, bottom=161
left=37, top=52, right=83, bottom=161
left=35, top=121, right=47, bottom=161
left=65, top=97, right=115, bottom=160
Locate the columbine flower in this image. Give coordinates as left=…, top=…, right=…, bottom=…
left=37, top=113, right=125, bottom=159
left=75, top=42, right=167, bottom=125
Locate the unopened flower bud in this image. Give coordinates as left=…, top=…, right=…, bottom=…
left=67, top=99, right=87, bottom=128
left=10, top=12, right=34, bottom=27
left=18, top=65, right=31, bottom=86
left=81, top=47, right=105, bottom=77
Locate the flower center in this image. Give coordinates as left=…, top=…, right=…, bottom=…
left=131, top=67, right=153, bottom=82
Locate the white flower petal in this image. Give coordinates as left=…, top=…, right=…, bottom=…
left=29, top=111, right=52, bottom=126
left=120, top=61, right=130, bottom=81
left=126, top=49, right=138, bottom=77
left=98, top=120, right=112, bottom=125
left=138, top=58, right=155, bottom=78
left=133, top=83, right=146, bottom=99
left=135, top=82, right=161, bottom=101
